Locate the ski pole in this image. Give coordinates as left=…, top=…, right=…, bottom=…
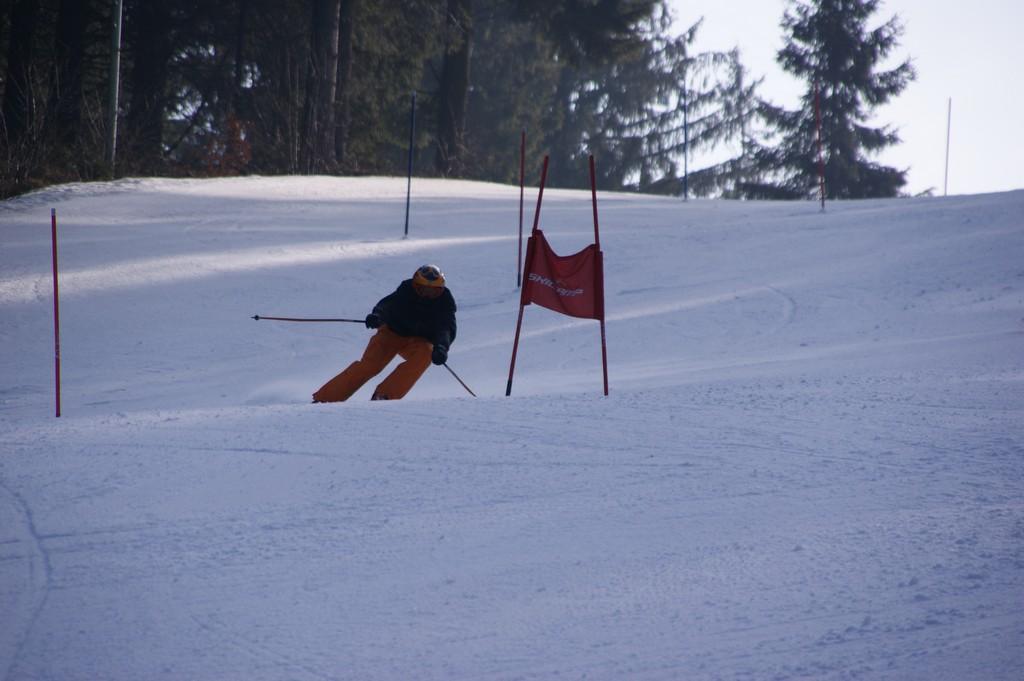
left=443, top=363, right=477, bottom=397
left=253, top=315, right=364, bottom=323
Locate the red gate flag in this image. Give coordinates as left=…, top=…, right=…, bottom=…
left=507, top=154, right=609, bottom=396
left=521, top=230, right=604, bottom=321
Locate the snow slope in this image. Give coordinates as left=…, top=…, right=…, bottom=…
left=1, top=176, right=1022, bottom=680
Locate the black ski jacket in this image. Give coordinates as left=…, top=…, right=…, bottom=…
left=372, top=279, right=457, bottom=351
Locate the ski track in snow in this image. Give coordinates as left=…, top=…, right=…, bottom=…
left=0, top=177, right=1022, bottom=680
left=0, top=481, right=53, bottom=681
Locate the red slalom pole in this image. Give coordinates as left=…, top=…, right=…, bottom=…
left=506, top=221, right=537, bottom=396
left=517, top=129, right=525, bottom=288
left=506, top=157, right=548, bottom=396
left=505, top=303, right=526, bottom=397
left=589, top=155, right=601, bottom=250
left=531, top=156, right=548, bottom=235
left=51, top=208, right=61, bottom=417
left=589, top=156, right=609, bottom=396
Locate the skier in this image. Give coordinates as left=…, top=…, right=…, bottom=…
left=313, top=264, right=456, bottom=402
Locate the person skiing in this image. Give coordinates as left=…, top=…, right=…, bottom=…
left=313, top=264, right=456, bottom=402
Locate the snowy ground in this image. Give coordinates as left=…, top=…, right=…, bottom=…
left=1, top=176, right=1022, bottom=680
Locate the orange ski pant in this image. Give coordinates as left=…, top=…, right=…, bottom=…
left=313, top=326, right=433, bottom=402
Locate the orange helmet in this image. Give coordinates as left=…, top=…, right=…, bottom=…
left=413, top=264, right=445, bottom=288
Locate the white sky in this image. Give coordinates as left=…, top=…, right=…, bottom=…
left=667, top=0, right=1024, bottom=196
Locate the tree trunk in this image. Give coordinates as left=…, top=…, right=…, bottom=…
left=435, top=0, right=471, bottom=177
left=51, top=0, right=86, bottom=147
left=2, top=0, right=39, bottom=146
left=300, top=0, right=341, bottom=173
left=232, top=0, right=250, bottom=115
left=333, top=0, right=356, bottom=169
left=124, top=0, right=173, bottom=172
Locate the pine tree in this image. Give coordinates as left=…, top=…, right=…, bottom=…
left=760, top=0, right=915, bottom=199
left=538, top=11, right=763, bottom=195
left=464, top=1, right=558, bottom=184
left=461, top=0, right=661, bottom=186
left=300, top=0, right=342, bottom=173
left=685, top=52, right=774, bottom=198
left=634, top=38, right=770, bottom=198
left=435, top=0, right=471, bottom=177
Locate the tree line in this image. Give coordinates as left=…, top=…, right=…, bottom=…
left=1, top=0, right=913, bottom=200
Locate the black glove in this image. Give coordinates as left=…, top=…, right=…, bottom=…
left=365, top=312, right=382, bottom=329
left=431, top=345, right=448, bottom=366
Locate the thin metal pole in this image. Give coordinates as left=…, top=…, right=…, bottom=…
left=815, top=83, right=825, bottom=211
left=944, top=97, right=952, bottom=196
left=106, top=0, right=123, bottom=177
left=404, top=90, right=416, bottom=237
left=51, top=209, right=62, bottom=417
left=253, top=315, right=364, bottom=323
left=682, top=85, right=689, bottom=202
left=443, top=363, right=476, bottom=397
